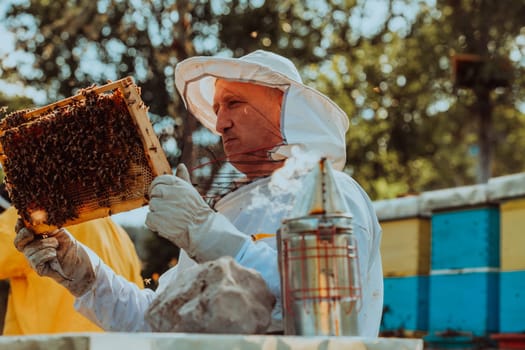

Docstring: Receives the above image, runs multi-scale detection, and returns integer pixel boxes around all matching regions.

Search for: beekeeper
[14,50,383,336]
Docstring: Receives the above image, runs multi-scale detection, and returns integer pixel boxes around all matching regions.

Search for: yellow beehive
[500,198,525,271]
[380,217,431,277]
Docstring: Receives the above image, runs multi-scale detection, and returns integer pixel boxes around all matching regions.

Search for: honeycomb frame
[0,76,172,233]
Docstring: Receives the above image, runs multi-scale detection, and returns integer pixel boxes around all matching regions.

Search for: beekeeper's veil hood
[174,50,349,170]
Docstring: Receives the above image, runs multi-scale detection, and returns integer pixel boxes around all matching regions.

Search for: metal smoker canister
[277,158,361,336]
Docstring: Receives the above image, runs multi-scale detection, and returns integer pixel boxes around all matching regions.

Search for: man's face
[213,80,284,178]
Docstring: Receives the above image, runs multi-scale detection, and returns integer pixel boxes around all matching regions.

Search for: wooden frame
[0,76,172,233]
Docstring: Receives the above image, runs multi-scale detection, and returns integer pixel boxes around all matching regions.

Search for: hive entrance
[0,77,171,232]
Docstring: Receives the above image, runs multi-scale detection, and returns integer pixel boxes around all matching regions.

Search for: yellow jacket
[0,206,144,335]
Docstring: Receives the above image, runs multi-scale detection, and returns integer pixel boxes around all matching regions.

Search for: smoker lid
[287,158,352,220]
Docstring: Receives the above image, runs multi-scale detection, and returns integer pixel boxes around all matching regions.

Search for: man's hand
[14,221,96,297]
[146,164,249,262]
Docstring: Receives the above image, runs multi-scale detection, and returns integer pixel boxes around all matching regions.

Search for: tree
[2,0,525,202]
[441,0,525,183]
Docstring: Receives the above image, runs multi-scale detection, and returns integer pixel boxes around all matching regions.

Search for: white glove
[146,164,250,263]
[14,220,96,297]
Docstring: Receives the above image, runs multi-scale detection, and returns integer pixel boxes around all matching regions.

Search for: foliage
[140,230,180,290]
[0,93,33,114]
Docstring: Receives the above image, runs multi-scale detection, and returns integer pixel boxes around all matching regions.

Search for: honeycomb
[0,77,171,233]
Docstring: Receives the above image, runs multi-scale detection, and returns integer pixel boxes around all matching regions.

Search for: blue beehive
[499,270,525,333]
[428,272,499,335]
[431,206,500,270]
[381,276,429,334]
[487,174,525,335]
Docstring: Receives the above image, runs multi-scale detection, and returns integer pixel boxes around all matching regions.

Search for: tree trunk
[476,87,493,183]
[174,0,197,172]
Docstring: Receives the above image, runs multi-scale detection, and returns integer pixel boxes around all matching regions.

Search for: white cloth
[75,173,383,336]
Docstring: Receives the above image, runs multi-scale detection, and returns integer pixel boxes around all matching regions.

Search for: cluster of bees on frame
[0,88,145,227]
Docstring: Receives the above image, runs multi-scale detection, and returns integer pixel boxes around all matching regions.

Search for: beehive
[499,270,525,333]
[380,218,431,277]
[428,271,498,336]
[374,196,431,277]
[497,198,525,333]
[499,198,525,271]
[0,77,172,233]
[382,275,429,335]
[431,206,500,270]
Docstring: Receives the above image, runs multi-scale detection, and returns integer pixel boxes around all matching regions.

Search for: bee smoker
[277,158,361,336]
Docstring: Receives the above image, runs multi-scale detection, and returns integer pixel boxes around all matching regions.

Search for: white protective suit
[75,50,383,336]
